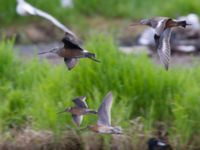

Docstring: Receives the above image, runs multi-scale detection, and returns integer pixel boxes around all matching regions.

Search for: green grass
[1,35,200,147]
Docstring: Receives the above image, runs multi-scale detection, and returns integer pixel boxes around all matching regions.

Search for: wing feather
[97,92,113,126]
[64,58,79,70]
[156,28,172,70]
[72,115,83,126]
[72,96,88,108]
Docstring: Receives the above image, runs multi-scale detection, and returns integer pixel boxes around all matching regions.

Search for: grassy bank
[1,36,200,149]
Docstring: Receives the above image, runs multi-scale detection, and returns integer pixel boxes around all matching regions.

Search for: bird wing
[64,58,79,70]
[62,35,82,50]
[31,5,76,36]
[16,0,37,16]
[154,18,168,36]
[72,115,83,126]
[72,96,88,108]
[155,28,172,70]
[97,92,113,126]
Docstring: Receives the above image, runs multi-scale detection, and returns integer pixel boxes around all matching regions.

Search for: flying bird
[16,0,76,37]
[38,33,100,70]
[58,96,97,126]
[87,92,122,134]
[131,17,190,70]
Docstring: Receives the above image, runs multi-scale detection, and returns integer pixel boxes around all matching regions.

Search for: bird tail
[86,109,98,114]
[84,52,100,63]
[178,20,191,28]
[89,110,98,114]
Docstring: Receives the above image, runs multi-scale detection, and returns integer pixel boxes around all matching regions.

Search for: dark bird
[38,33,100,70]
[147,124,173,150]
[131,17,190,70]
[87,92,122,134]
[148,138,173,150]
[58,96,97,126]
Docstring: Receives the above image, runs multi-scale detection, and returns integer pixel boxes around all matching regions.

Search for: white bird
[61,0,73,8]
[16,0,76,37]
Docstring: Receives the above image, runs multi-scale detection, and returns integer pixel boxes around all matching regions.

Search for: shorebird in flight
[38,33,100,70]
[16,0,76,37]
[131,17,190,70]
[87,92,122,134]
[58,96,97,126]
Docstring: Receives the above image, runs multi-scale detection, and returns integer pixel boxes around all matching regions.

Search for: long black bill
[38,48,57,55]
[89,57,101,63]
[178,21,192,28]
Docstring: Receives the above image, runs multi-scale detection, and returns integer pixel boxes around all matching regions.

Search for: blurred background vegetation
[1,0,200,25]
[1,0,200,40]
[1,0,200,149]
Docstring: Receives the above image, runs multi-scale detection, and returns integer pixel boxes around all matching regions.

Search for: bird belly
[70,108,86,115]
[59,49,83,58]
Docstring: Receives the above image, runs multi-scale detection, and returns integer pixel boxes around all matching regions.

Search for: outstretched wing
[62,33,82,50]
[97,92,113,126]
[17,1,77,39]
[72,96,88,108]
[64,58,79,70]
[72,115,83,126]
[154,18,169,36]
[155,28,172,70]
[34,7,76,36]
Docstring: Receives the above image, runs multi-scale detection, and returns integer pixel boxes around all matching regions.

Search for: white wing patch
[155,19,166,36]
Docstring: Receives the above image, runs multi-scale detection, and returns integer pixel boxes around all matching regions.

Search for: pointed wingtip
[103,91,113,104]
[107,91,113,97]
[164,64,169,71]
[79,96,87,101]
